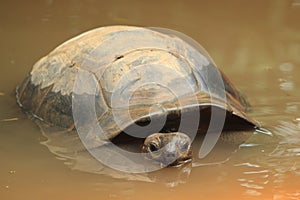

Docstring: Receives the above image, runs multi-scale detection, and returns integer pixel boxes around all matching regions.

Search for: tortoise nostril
[166,152,176,158]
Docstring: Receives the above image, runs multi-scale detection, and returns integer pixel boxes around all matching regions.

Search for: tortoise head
[142,132,192,167]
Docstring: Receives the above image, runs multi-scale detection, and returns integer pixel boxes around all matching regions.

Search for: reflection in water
[293,0,300,7]
[278,62,294,91]
[269,121,300,199]
[38,120,192,187]
[233,129,274,199]
[39,118,254,188]
[233,121,300,199]
[285,102,300,114]
[0,118,18,122]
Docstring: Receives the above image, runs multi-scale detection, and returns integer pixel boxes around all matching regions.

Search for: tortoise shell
[16,26,257,145]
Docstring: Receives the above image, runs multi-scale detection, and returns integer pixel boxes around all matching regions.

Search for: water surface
[1,0,300,199]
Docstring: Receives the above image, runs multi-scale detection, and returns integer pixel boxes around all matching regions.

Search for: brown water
[1,0,300,199]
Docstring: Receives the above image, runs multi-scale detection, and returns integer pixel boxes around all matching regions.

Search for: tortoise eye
[148,142,159,152]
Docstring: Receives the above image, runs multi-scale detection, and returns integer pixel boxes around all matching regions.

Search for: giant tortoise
[16,26,258,168]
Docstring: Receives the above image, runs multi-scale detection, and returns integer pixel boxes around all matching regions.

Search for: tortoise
[16,25,258,169]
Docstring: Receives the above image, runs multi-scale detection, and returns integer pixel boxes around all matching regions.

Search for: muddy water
[1,0,300,199]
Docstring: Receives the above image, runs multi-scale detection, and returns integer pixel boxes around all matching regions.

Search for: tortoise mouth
[168,156,192,167]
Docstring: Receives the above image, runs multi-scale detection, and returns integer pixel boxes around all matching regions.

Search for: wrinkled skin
[142,132,192,167]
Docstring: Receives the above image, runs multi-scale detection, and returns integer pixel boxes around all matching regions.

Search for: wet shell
[16,25,257,145]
